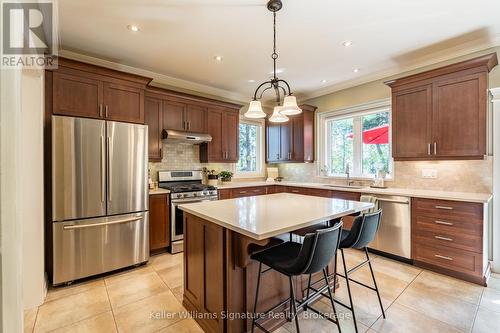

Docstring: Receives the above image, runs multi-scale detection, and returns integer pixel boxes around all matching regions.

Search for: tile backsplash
[278,157,493,193]
[148,142,233,181]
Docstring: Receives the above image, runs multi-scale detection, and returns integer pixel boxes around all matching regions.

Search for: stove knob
[176,194,182,199]
[183,194,188,198]
[201,192,207,196]
[193,193,198,197]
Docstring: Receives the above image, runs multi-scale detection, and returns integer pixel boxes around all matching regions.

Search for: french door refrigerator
[52,115,149,284]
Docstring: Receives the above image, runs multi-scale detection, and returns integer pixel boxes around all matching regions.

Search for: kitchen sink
[324,184,364,190]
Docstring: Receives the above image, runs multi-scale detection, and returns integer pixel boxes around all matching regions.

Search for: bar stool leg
[251,263,263,333]
[341,249,359,333]
[288,276,300,333]
[323,268,342,333]
[365,247,385,318]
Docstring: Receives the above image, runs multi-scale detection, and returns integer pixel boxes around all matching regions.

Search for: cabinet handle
[276,153,279,159]
[252,189,261,192]
[434,235,453,242]
[187,121,190,130]
[434,254,453,261]
[99,104,103,117]
[288,152,291,159]
[435,220,453,226]
[435,205,453,210]
[291,190,300,193]
[239,191,247,194]
[433,142,437,155]
[105,105,109,118]
[427,143,431,155]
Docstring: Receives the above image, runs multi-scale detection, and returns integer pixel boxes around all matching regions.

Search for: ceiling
[59,0,500,103]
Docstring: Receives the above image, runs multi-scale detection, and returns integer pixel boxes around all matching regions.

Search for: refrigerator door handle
[100,135,105,203]
[63,217,142,230]
[107,136,112,202]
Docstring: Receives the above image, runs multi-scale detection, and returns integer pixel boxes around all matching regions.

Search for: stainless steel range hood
[162,129,212,144]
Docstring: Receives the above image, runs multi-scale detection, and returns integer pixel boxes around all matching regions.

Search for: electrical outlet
[421,169,438,179]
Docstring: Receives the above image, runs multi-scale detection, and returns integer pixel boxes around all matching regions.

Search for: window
[319,101,392,179]
[236,119,264,177]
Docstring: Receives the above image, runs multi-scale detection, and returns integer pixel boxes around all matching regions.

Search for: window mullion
[353,117,362,176]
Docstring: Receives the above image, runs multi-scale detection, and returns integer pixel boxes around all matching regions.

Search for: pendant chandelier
[244,0,302,122]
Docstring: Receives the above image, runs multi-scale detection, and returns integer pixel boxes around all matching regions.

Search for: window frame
[234,116,265,179]
[317,98,393,180]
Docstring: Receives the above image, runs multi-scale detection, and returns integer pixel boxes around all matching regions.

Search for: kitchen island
[179,193,373,333]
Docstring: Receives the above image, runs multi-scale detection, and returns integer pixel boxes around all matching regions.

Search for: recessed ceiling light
[342,41,353,47]
[214,55,223,62]
[127,25,140,32]
[248,79,255,83]
[353,68,360,73]
[320,79,328,83]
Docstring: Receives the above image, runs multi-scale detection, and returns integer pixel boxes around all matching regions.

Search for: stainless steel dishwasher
[367,194,411,259]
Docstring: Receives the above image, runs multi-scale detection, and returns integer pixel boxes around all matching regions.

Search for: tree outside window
[237,121,263,176]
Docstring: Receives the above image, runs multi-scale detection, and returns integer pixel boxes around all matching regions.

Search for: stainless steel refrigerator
[51,115,149,285]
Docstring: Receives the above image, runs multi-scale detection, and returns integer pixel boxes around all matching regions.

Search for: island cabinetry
[386,53,497,160]
[149,194,170,252]
[412,197,486,284]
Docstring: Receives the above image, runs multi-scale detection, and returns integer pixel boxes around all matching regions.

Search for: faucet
[345,164,353,186]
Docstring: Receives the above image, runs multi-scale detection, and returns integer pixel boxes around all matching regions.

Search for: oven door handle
[172,199,218,205]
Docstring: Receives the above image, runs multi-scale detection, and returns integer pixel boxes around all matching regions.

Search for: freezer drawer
[52,212,149,284]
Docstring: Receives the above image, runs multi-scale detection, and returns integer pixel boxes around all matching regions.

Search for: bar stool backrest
[289,222,343,275]
[342,209,382,249]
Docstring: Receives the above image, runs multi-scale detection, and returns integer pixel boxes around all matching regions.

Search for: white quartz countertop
[179,193,373,240]
[217,181,492,203]
[149,188,171,195]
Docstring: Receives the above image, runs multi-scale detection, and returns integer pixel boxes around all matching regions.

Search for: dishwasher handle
[376,198,410,204]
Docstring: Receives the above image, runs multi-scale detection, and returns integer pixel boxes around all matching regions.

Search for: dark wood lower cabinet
[149,194,170,252]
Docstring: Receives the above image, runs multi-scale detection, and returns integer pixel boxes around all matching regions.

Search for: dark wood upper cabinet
[149,194,170,251]
[386,53,497,160]
[163,101,187,131]
[145,96,163,162]
[103,82,144,123]
[266,104,316,163]
[185,104,207,133]
[200,107,240,163]
[52,72,102,118]
[48,58,151,124]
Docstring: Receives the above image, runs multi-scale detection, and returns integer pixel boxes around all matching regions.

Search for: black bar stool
[334,209,385,333]
[250,222,344,333]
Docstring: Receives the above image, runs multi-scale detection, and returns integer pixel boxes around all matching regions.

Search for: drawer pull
[435,220,454,226]
[252,189,261,192]
[435,205,453,210]
[434,235,453,242]
[239,191,247,194]
[291,190,300,193]
[434,254,453,261]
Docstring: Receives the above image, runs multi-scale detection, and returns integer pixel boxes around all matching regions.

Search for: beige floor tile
[34,286,110,333]
[24,307,38,333]
[104,265,154,286]
[150,253,183,272]
[106,271,169,309]
[51,311,117,333]
[171,285,184,304]
[46,279,105,302]
[370,256,421,284]
[479,287,500,313]
[411,270,483,304]
[472,306,500,333]
[371,302,462,333]
[156,318,203,333]
[487,275,500,292]
[113,290,185,333]
[157,264,184,289]
[396,281,477,331]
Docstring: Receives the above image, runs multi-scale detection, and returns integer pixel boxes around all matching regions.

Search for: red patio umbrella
[346,124,389,144]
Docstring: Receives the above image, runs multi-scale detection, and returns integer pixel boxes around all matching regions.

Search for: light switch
[421,169,438,179]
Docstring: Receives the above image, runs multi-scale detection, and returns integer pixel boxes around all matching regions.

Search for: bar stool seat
[250,242,302,275]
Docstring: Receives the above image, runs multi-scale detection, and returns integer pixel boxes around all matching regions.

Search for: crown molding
[58,49,249,104]
[301,36,500,102]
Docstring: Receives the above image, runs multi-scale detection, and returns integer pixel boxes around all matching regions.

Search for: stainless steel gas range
[158,170,218,253]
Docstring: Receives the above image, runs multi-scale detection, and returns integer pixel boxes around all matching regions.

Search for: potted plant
[218,170,234,183]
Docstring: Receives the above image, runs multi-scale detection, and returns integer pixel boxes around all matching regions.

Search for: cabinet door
[291,115,304,162]
[266,121,281,162]
[185,104,207,133]
[149,194,170,251]
[53,72,103,119]
[303,110,315,162]
[224,111,239,162]
[103,82,144,123]
[206,108,224,161]
[145,97,163,162]
[432,73,486,158]
[392,85,433,159]
[163,101,186,131]
[280,122,292,161]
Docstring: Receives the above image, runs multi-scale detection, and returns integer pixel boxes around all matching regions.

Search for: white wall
[491,87,500,273]
[20,69,46,309]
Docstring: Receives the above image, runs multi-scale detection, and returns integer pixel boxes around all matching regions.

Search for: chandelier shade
[244,100,267,118]
[268,106,289,123]
[280,95,302,115]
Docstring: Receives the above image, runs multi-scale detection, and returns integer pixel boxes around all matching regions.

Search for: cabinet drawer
[413,243,483,277]
[413,198,483,221]
[306,188,333,198]
[286,187,309,195]
[414,228,482,253]
[331,191,361,201]
[231,187,267,198]
[414,215,482,236]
